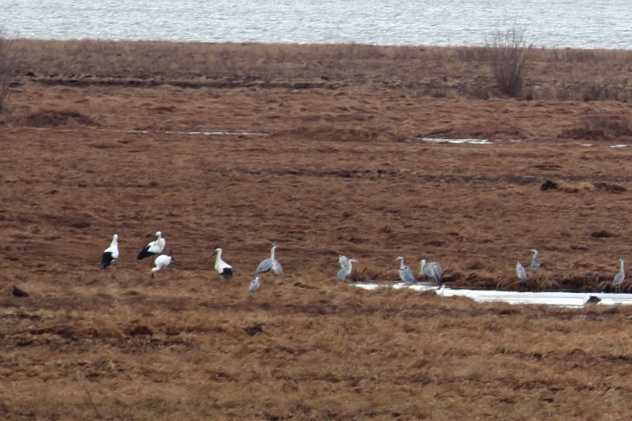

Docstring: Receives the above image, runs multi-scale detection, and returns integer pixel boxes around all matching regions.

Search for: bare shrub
[0,27,17,112]
[487,26,534,97]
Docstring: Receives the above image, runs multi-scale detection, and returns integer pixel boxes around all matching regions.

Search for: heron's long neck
[216,250,222,264]
[420,260,426,271]
[400,258,406,269]
[621,260,625,272]
[270,247,276,261]
[533,250,538,258]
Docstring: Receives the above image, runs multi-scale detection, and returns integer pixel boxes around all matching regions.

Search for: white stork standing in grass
[212,248,234,278]
[137,231,166,262]
[101,234,119,269]
[151,251,174,278]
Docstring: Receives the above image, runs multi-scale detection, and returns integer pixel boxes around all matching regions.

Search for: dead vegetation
[6,39,632,103]
[2,40,632,419]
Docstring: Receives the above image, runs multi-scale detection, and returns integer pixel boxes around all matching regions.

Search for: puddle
[31,127,269,137]
[422,137,493,145]
[354,282,632,308]
[127,129,268,136]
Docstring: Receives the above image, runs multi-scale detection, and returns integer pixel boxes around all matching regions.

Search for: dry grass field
[2,40,632,420]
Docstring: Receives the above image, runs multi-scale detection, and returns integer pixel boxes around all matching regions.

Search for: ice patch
[354,282,632,308]
[422,137,493,145]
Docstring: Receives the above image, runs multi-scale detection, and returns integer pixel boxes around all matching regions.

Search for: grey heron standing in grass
[516,262,528,286]
[338,254,350,269]
[397,256,417,284]
[336,258,357,281]
[613,257,625,291]
[212,247,234,278]
[256,244,284,275]
[530,249,541,274]
[249,276,260,293]
[420,259,443,283]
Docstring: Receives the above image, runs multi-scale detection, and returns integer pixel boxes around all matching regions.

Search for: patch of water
[421,137,493,145]
[4,0,632,49]
[354,282,632,308]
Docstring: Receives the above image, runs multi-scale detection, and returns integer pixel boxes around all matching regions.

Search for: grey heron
[438,283,446,296]
[338,254,350,269]
[336,258,357,281]
[397,256,417,284]
[249,276,260,293]
[420,259,443,283]
[151,251,174,278]
[212,248,234,278]
[138,231,166,260]
[256,244,284,275]
[101,234,119,269]
[516,262,527,285]
[530,249,541,274]
[613,257,625,290]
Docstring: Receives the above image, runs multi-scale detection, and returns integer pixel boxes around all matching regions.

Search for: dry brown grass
[8,39,632,102]
[3,40,632,419]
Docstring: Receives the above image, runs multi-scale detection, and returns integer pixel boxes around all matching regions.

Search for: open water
[3,0,632,49]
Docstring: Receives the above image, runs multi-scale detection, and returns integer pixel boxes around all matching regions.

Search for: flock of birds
[515,249,541,286]
[100,231,284,293]
[515,250,626,290]
[101,233,628,292]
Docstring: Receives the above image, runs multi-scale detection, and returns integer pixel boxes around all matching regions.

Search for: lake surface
[3,0,632,49]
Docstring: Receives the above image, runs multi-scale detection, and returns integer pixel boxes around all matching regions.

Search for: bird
[256,244,283,275]
[338,254,350,269]
[137,231,166,261]
[516,262,528,285]
[397,256,417,284]
[530,249,541,274]
[212,248,234,278]
[101,234,119,269]
[151,251,174,278]
[438,283,446,296]
[419,259,443,283]
[249,276,260,293]
[613,257,625,291]
[337,258,357,281]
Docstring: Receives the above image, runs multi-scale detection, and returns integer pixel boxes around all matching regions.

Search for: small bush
[0,27,16,113]
[487,26,534,98]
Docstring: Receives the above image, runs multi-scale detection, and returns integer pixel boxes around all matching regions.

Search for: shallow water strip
[354,283,632,308]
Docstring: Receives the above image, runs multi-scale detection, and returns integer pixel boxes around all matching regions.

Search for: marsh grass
[8,39,632,103]
[3,40,632,420]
